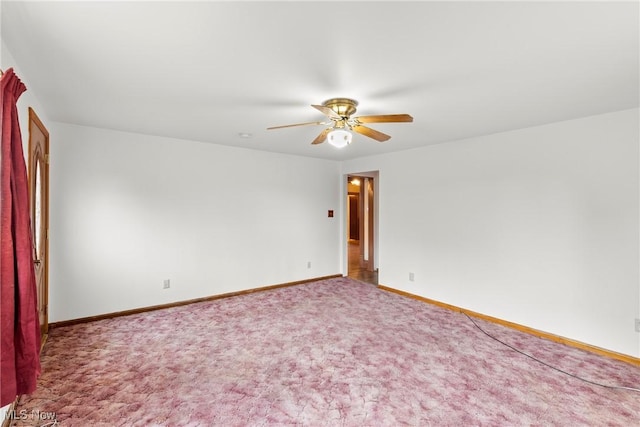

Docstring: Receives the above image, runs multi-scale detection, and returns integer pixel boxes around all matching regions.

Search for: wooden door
[28,108,49,338]
[366,178,375,272]
[358,177,375,272]
[348,194,359,240]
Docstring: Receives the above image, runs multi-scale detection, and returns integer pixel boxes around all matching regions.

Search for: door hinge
[44,154,50,164]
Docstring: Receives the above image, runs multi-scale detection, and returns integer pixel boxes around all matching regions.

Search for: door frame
[28,107,50,338]
[343,171,378,276]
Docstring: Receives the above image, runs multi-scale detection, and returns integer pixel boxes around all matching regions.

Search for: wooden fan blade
[267,121,326,130]
[312,128,331,145]
[352,125,391,142]
[354,114,413,124]
[311,104,341,119]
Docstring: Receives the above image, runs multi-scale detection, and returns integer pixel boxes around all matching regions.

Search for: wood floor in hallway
[347,240,378,285]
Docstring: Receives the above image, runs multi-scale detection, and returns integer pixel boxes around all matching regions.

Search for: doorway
[28,108,49,340]
[347,174,378,285]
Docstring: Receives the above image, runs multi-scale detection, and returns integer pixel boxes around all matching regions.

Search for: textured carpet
[11,277,640,426]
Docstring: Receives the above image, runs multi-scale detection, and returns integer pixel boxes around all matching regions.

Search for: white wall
[343,109,640,358]
[1,41,51,158]
[49,123,341,321]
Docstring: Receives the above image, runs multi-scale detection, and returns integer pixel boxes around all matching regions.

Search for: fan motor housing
[323,98,358,117]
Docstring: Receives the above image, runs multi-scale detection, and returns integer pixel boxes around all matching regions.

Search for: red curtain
[0,68,41,407]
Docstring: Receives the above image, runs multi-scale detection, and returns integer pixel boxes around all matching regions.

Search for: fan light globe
[327,130,352,148]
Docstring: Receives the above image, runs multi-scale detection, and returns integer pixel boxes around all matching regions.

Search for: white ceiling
[2,1,638,161]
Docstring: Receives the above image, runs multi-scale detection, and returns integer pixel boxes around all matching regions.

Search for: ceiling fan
[267,98,413,147]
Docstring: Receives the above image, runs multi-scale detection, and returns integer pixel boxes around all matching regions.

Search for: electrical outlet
[307,261,311,269]
[163,279,170,289]
[635,318,640,333]
[409,272,415,282]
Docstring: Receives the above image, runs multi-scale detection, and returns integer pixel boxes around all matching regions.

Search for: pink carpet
[11,277,640,426]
